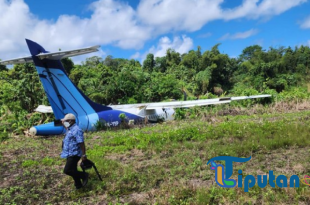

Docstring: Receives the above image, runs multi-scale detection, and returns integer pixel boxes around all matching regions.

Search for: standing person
[61,113,89,190]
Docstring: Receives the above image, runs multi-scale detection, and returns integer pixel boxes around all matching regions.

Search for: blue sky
[0,0,310,63]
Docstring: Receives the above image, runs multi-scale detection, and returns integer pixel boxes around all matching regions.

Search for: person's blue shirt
[61,124,84,158]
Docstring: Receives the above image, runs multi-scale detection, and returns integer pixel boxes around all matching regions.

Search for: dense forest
[1,44,310,139]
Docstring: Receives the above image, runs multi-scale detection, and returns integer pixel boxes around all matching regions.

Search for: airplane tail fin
[25,39,111,131]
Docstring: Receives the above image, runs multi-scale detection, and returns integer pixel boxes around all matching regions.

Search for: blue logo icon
[207,156,251,188]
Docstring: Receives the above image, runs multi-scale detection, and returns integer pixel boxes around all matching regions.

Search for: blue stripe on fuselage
[36,68,64,119]
[36,66,99,131]
[97,110,143,126]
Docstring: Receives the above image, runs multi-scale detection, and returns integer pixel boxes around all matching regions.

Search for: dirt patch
[105,148,148,164]
[119,192,150,204]
[187,178,215,189]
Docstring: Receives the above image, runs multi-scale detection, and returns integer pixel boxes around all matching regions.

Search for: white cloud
[301,15,310,29]
[85,0,152,49]
[130,52,141,60]
[223,0,307,20]
[0,0,151,61]
[148,35,193,58]
[137,0,306,33]
[255,0,307,17]
[0,0,307,62]
[136,35,193,62]
[71,48,106,65]
[137,0,223,33]
[219,29,259,40]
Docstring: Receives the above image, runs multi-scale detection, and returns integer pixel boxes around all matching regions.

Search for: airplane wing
[36,45,100,60]
[0,56,33,65]
[109,94,271,110]
[141,94,270,110]
[0,45,100,65]
[34,94,271,113]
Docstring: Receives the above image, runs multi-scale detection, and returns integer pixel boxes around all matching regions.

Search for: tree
[154,56,167,72]
[143,72,181,102]
[181,50,200,70]
[142,53,155,72]
[85,56,103,68]
[195,68,211,94]
[239,45,263,61]
[1,63,47,112]
[281,47,296,73]
[61,58,74,75]
[0,60,7,71]
[166,49,181,66]
[198,44,234,92]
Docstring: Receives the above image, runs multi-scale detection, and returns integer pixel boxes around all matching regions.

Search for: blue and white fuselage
[0,39,271,136]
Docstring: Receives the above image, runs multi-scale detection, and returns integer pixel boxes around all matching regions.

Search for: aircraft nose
[29,127,37,135]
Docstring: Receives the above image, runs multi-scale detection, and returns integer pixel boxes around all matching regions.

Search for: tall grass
[1,110,310,204]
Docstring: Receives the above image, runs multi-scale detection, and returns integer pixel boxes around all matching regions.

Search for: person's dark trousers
[63,156,85,188]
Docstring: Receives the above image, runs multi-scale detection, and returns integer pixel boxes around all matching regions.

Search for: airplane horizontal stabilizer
[36,45,100,60]
[34,105,54,113]
[0,56,33,65]
[0,45,100,65]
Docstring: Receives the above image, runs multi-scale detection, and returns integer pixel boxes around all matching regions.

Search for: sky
[0,0,310,64]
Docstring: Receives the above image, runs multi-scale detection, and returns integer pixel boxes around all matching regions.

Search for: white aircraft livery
[0,39,271,136]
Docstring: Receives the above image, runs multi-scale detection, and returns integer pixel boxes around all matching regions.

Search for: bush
[0,132,8,142]
[175,108,186,120]
[94,119,108,131]
[277,87,310,101]
[119,113,127,122]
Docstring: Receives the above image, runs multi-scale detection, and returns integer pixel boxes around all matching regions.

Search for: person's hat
[62,113,76,121]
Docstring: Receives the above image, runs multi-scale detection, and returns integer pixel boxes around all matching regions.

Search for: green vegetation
[1,108,310,204]
[1,44,310,203]
[1,44,310,136]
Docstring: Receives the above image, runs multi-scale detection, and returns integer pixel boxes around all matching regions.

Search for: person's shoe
[75,185,83,190]
[82,173,89,187]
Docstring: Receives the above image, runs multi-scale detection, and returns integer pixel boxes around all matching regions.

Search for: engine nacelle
[29,122,66,136]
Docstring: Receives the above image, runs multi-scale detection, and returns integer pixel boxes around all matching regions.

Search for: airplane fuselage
[1,39,271,136]
[29,107,175,136]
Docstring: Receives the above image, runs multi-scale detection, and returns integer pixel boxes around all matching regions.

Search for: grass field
[2,103,310,204]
